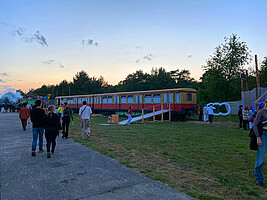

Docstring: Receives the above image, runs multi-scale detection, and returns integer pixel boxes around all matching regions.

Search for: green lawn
[69,115,267,200]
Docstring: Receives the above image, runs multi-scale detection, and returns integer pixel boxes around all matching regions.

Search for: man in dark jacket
[238,105,243,129]
[30,100,45,156]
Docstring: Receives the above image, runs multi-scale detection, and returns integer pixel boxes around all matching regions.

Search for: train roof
[55,88,196,99]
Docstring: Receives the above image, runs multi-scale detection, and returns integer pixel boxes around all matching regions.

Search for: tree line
[32,34,267,104]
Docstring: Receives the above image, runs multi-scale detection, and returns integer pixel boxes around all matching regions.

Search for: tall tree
[260,57,267,87]
[118,70,151,91]
[201,34,251,102]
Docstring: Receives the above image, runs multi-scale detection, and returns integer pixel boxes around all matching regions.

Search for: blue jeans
[255,131,267,183]
[127,114,132,124]
[32,127,44,152]
[20,119,27,131]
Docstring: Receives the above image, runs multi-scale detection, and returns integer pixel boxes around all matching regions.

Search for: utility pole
[245,70,249,91]
[255,55,260,98]
[240,73,245,92]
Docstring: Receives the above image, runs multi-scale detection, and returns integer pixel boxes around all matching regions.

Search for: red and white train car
[55,88,197,119]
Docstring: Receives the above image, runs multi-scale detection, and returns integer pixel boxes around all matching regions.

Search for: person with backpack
[43,105,61,158]
[79,101,92,139]
[253,101,267,187]
[62,102,73,139]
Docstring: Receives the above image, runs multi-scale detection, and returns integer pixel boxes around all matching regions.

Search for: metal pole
[153,106,155,122]
[161,104,163,122]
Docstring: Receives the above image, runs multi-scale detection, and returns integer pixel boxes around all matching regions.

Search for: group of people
[238,105,262,130]
[18,100,92,158]
[0,102,19,113]
[198,104,216,124]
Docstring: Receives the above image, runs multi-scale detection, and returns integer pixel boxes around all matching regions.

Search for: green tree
[201,34,251,102]
[118,70,151,91]
[260,57,267,87]
[170,69,196,88]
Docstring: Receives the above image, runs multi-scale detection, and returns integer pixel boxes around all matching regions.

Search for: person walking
[198,106,203,121]
[203,105,208,122]
[19,103,30,131]
[43,105,61,158]
[62,102,73,139]
[207,104,216,124]
[253,101,267,187]
[79,101,92,139]
[127,106,132,125]
[242,107,249,131]
[30,100,45,156]
[249,107,254,129]
[238,105,243,129]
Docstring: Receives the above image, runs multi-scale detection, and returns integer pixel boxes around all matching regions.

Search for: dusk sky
[0,0,266,97]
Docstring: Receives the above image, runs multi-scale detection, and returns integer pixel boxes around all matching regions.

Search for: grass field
[69,115,267,200]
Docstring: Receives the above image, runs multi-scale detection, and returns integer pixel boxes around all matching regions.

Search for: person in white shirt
[203,105,208,122]
[79,101,92,139]
[207,104,216,124]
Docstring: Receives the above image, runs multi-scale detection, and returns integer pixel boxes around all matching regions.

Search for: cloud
[18,80,23,82]
[11,28,25,36]
[82,39,99,47]
[2,22,48,46]
[41,60,64,69]
[42,60,55,65]
[0,79,5,83]
[136,54,153,63]
[22,31,48,46]
[58,64,64,68]
[143,54,153,61]
[0,73,8,77]
[188,55,192,58]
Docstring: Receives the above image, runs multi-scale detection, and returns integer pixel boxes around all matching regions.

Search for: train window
[176,93,180,103]
[169,94,173,103]
[163,94,167,103]
[145,95,152,103]
[139,95,142,103]
[103,97,107,104]
[135,95,138,103]
[187,94,192,101]
[108,97,112,104]
[127,96,133,103]
[153,94,161,103]
[91,98,93,104]
[121,96,126,104]
[114,96,116,104]
[99,97,101,104]
[117,96,119,104]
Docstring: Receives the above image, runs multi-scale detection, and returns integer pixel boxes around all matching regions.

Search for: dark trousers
[199,113,203,121]
[45,128,58,153]
[20,119,27,131]
[243,120,248,130]
[62,117,70,138]
[239,118,243,128]
[209,115,214,124]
